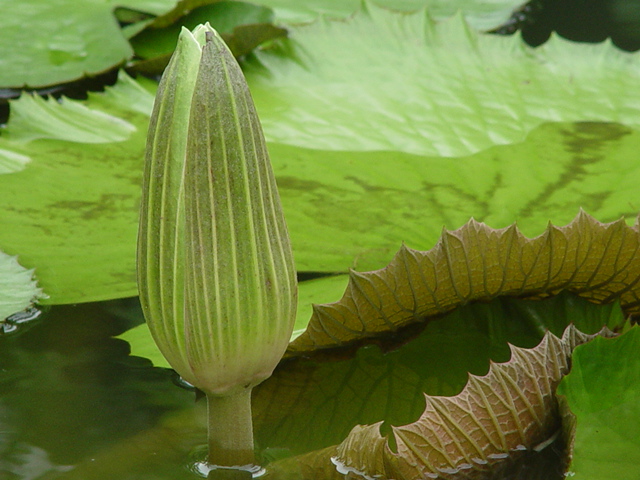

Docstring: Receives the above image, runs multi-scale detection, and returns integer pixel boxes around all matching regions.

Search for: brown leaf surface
[288,211,640,355]
[329,325,609,480]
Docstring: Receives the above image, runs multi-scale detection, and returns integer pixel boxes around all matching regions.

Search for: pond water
[0,295,585,480]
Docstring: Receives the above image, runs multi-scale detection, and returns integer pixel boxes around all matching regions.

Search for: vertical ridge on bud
[138,28,202,379]
[183,30,296,395]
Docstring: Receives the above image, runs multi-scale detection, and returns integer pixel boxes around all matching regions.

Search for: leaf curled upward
[331,325,611,480]
[288,211,640,354]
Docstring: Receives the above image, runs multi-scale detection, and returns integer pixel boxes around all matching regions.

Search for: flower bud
[138,23,297,397]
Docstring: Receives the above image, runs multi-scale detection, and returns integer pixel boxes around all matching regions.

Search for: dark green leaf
[557,326,640,479]
[0,0,133,88]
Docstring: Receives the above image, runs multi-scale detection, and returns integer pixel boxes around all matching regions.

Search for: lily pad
[252,293,622,458]
[4,94,136,144]
[142,0,227,28]
[0,250,44,321]
[331,326,605,479]
[271,122,640,275]
[2,6,640,306]
[114,0,180,17]
[0,0,133,88]
[129,1,287,75]
[253,0,523,28]
[0,72,153,303]
[130,1,280,59]
[0,149,30,174]
[245,2,640,157]
[557,326,640,479]
[262,324,613,479]
[2,119,640,305]
[290,212,640,354]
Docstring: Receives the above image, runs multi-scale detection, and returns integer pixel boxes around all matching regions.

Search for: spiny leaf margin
[288,211,639,354]
[331,325,611,480]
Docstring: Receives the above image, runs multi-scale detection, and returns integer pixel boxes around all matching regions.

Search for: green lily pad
[2,6,640,306]
[119,320,170,369]
[129,1,287,75]
[0,250,44,321]
[0,72,153,303]
[254,293,622,459]
[115,0,183,17]
[273,122,640,276]
[0,149,31,174]
[142,0,227,28]
[253,0,522,28]
[2,105,640,304]
[0,0,133,88]
[245,3,640,158]
[423,0,527,29]
[4,94,136,143]
[130,1,279,59]
[557,326,640,479]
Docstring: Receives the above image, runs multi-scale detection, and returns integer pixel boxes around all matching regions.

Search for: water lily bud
[138,23,297,397]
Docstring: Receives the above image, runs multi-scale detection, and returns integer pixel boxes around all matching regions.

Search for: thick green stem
[206,388,255,468]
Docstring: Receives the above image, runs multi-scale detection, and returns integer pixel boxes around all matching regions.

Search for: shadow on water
[0,294,592,479]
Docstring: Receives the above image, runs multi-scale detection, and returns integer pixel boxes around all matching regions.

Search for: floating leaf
[289,212,640,354]
[0,250,44,321]
[245,2,640,157]
[251,294,622,461]
[0,0,133,88]
[272,122,640,274]
[129,1,287,75]
[3,3,640,306]
[131,1,281,59]
[115,0,183,17]
[331,325,608,480]
[144,0,227,28]
[0,149,30,174]
[4,94,135,144]
[253,0,521,28]
[3,107,640,305]
[557,326,640,479]
[0,72,152,303]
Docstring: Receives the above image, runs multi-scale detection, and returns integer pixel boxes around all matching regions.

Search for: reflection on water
[0,295,599,479]
[0,300,197,479]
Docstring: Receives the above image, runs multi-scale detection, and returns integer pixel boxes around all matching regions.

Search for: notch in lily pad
[137,23,297,470]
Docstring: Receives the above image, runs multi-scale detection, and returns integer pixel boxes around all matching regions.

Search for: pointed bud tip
[189,22,223,46]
